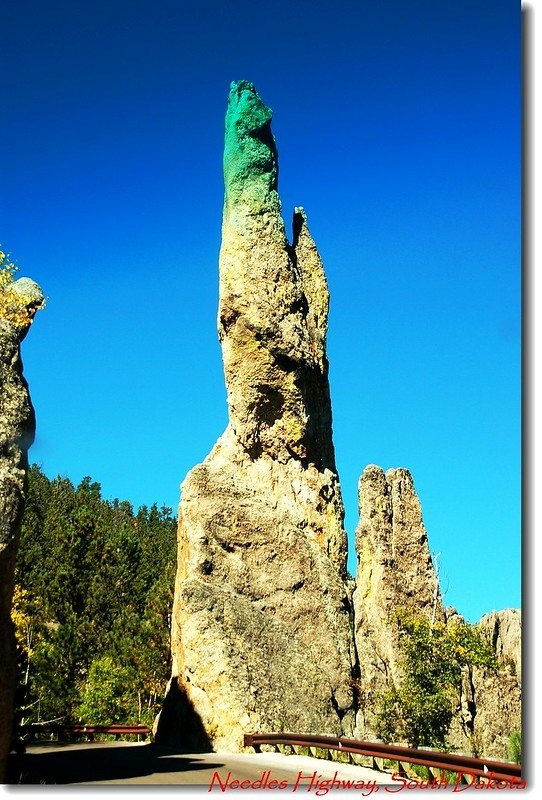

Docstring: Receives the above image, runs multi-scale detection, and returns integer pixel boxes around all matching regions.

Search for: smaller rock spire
[352,464,444,738]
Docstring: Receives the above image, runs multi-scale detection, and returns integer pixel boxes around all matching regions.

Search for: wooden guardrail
[243,732,523,785]
[19,723,150,742]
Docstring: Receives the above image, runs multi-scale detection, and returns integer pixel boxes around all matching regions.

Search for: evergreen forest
[12,465,177,728]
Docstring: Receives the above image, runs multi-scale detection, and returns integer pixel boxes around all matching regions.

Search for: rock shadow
[7,743,223,785]
[154,676,213,752]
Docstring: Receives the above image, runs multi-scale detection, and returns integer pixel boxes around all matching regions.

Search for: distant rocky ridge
[161,82,521,762]
[0,277,44,781]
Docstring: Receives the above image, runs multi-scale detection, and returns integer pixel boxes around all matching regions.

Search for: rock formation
[161,81,355,751]
[352,465,521,760]
[352,465,445,738]
[159,81,520,763]
[448,609,522,760]
[478,609,521,678]
[0,274,44,780]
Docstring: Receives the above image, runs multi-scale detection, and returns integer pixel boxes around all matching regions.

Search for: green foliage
[78,657,135,724]
[14,465,177,726]
[409,764,432,780]
[508,730,521,764]
[375,608,496,749]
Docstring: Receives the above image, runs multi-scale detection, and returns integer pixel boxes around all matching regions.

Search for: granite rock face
[448,609,522,760]
[352,465,445,738]
[162,82,355,751]
[0,277,44,780]
[478,609,521,679]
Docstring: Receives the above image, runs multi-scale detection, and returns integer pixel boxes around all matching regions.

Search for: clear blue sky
[2,0,520,623]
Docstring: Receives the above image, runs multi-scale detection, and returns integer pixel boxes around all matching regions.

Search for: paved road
[10,742,397,787]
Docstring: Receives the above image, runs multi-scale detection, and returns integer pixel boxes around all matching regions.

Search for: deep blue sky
[2,0,520,622]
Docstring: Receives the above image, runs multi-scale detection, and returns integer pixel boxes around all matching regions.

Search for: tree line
[12,465,177,728]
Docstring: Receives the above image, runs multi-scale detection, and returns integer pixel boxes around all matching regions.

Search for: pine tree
[13,465,177,727]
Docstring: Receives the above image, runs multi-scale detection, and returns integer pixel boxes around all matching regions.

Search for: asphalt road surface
[9,742,397,788]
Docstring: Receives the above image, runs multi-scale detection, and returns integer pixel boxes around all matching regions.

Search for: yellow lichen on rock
[0,250,45,333]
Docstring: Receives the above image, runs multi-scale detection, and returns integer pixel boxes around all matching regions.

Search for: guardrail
[19,723,150,742]
[243,732,522,784]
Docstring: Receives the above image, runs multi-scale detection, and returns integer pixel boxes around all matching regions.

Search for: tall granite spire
[160,81,355,750]
[219,81,337,484]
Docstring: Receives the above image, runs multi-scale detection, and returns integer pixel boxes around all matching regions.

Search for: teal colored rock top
[223,81,279,211]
